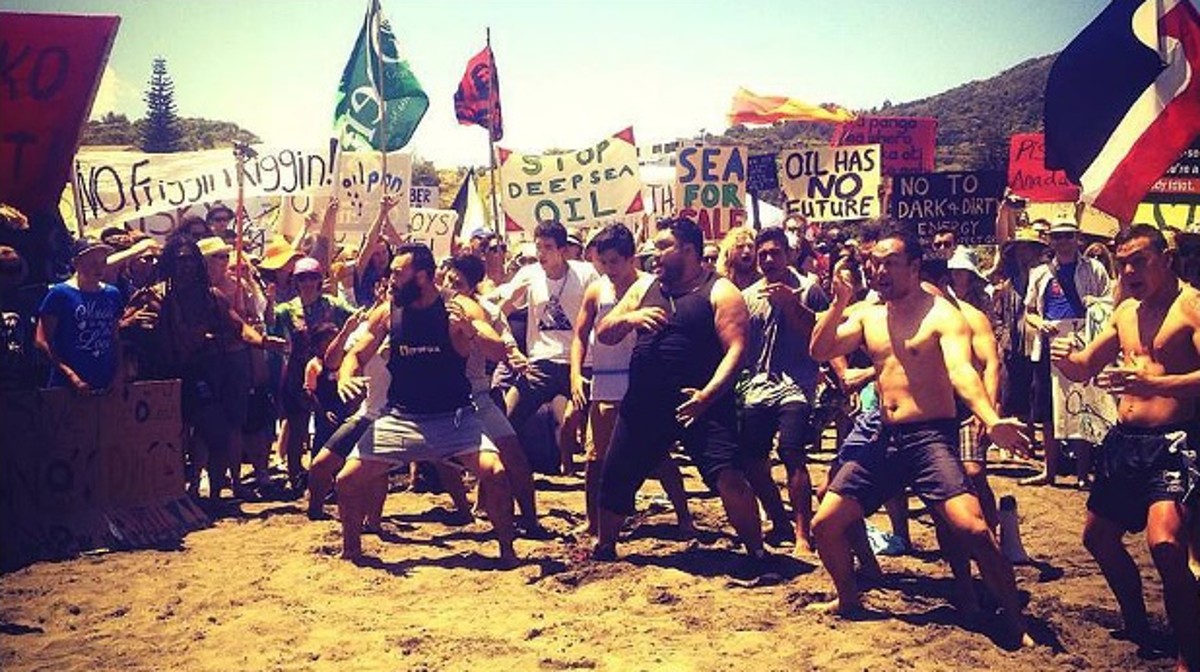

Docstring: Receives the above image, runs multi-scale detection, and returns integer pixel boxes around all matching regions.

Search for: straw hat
[197,236,232,258]
[258,235,302,271]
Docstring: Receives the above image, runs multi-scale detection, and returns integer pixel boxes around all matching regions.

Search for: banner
[405,207,458,259]
[675,145,748,239]
[497,127,644,235]
[833,116,937,174]
[0,13,120,215]
[73,142,411,235]
[891,171,1004,246]
[778,144,881,222]
[1148,139,1200,202]
[0,381,207,571]
[1008,133,1080,202]
[746,154,779,192]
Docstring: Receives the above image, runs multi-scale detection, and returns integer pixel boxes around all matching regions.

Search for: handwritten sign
[747,153,779,192]
[1008,133,1080,202]
[0,13,120,215]
[410,185,439,209]
[891,171,1004,246]
[833,116,936,174]
[1048,300,1117,444]
[675,145,748,239]
[405,208,458,259]
[73,142,411,234]
[779,144,881,222]
[497,127,644,234]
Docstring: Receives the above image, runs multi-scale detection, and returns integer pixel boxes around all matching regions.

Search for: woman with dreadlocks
[156,236,285,508]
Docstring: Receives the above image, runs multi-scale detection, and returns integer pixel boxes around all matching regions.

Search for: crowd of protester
[2,198,1197,667]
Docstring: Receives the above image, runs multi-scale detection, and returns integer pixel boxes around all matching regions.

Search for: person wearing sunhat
[1022,218,1112,488]
[34,238,125,392]
[258,235,304,305]
[946,246,993,315]
[274,256,356,493]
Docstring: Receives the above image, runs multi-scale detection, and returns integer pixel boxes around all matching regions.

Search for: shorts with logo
[1088,424,1197,533]
[738,376,815,467]
[351,404,498,466]
[828,416,973,515]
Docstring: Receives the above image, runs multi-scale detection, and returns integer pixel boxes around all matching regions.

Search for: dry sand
[0,450,1185,671]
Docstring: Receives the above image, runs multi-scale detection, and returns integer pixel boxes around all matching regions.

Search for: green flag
[334,0,428,151]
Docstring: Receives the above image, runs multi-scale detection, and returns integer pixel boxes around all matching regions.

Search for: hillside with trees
[80,113,261,151]
[711,53,1056,171]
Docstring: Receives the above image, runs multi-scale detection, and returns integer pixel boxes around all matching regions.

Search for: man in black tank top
[332,243,517,567]
[593,217,766,563]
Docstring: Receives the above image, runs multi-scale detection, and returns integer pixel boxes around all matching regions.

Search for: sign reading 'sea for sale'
[779,144,881,222]
[497,127,644,235]
[674,145,748,239]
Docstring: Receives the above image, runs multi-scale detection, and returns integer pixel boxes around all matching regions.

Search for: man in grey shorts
[335,243,517,567]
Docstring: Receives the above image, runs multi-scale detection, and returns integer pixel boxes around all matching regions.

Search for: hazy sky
[3,0,1115,167]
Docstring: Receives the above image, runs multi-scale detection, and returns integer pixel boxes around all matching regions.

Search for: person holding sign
[1049,225,1199,670]
[809,227,1031,646]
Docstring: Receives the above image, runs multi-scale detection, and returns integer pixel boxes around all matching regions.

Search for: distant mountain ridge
[717,53,1057,171]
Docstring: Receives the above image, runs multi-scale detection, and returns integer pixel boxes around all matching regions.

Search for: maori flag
[1044,0,1200,221]
[333,0,428,151]
[454,45,503,141]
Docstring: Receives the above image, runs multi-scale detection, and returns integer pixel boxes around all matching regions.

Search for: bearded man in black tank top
[333,243,517,567]
[593,217,766,563]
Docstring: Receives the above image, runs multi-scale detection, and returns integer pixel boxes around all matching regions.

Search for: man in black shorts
[1051,225,1199,670]
[593,217,764,562]
[809,227,1032,645]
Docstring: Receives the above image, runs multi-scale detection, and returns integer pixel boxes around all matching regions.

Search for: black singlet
[387,297,470,414]
[627,272,723,404]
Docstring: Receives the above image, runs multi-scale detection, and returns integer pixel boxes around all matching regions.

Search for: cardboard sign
[497,127,644,234]
[675,145,748,239]
[1048,302,1117,444]
[0,381,206,570]
[410,185,440,209]
[891,171,1004,245]
[778,144,881,222]
[833,116,937,174]
[1148,139,1200,201]
[1008,133,1080,202]
[0,13,120,215]
[405,208,458,259]
[747,153,779,192]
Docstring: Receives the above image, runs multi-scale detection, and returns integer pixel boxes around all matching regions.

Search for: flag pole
[486,28,503,238]
[373,0,389,205]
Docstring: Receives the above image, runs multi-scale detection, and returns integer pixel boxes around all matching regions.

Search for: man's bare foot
[339,546,361,561]
[792,537,816,559]
[806,596,862,616]
[497,548,520,570]
[591,543,618,562]
[1019,472,1055,487]
[856,565,885,587]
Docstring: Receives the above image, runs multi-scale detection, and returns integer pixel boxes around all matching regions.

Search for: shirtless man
[1050,225,1199,670]
[809,227,1031,644]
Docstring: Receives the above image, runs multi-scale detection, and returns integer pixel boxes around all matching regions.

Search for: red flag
[454,46,503,141]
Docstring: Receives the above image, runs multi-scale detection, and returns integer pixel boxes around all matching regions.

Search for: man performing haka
[334,243,517,567]
[808,227,1032,645]
[592,217,764,562]
[1051,224,1198,671]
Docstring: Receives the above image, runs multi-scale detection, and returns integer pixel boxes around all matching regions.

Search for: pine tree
[140,57,182,153]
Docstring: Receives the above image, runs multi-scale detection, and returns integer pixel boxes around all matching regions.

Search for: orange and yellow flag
[728,87,856,125]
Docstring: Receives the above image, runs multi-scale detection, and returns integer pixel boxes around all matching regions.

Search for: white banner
[778,144,881,222]
[73,142,411,236]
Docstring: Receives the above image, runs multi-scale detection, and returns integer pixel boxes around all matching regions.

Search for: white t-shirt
[511,260,597,365]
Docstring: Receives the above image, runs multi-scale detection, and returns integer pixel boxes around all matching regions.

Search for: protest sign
[0,13,119,216]
[73,142,411,235]
[0,381,206,571]
[1136,200,1200,231]
[639,163,676,219]
[1048,301,1117,445]
[746,154,779,192]
[1008,133,1080,202]
[675,145,748,239]
[1148,139,1200,201]
[410,185,440,209]
[497,127,644,235]
[406,208,458,259]
[833,116,936,174]
[891,171,1004,245]
[778,144,881,222]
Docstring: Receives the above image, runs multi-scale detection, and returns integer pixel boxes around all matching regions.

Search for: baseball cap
[294,257,322,276]
[71,237,114,259]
